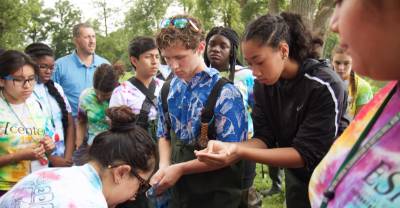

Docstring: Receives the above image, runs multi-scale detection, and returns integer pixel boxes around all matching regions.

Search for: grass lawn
[252,164,286,208]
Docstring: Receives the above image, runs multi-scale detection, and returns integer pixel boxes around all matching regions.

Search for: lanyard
[1,91,37,129]
[321,86,398,208]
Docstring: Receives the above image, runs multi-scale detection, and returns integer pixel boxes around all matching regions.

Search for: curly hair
[204,26,241,81]
[243,12,317,64]
[156,14,205,50]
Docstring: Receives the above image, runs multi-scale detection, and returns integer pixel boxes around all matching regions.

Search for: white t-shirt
[0,164,108,208]
[34,83,71,157]
[110,78,164,120]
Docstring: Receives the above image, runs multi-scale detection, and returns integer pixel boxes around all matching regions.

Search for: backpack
[160,77,232,148]
[128,77,157,130]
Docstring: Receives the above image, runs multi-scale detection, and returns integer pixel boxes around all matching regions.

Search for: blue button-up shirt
[157,67,248,144]
[53,51,109,117]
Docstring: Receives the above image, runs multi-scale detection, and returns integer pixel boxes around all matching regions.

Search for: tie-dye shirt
[348,75,373,118]
[157,67,248,143]
[309,82,400,208]
[0,95,52,191]
[78,88,109,145]
[0,164,107,207]
[34,82,72,157]
[110,78,164,121]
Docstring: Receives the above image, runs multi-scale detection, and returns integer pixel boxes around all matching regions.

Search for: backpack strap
[161,79,172,139]
[198,77,232,148]
[129,77,157,129]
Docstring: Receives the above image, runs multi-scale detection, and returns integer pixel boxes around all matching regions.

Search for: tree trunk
[287,0,317,28]
[268,0,280,15]
[312,0,334,39]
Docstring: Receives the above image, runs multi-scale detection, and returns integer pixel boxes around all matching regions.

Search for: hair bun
[106,106,138,131]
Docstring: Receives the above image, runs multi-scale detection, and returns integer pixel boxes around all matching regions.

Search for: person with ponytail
[331,46,373,119]
[0,106,157,207]
[25,43,75,167]
[196,12,349,208]
[0,50,55,196]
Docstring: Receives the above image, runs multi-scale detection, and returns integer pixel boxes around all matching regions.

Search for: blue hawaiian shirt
[157,67,248,144]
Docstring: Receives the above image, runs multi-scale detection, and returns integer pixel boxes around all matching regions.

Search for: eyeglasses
[160,18,199,32]
[108,164,151,195]
[38,64,55,72]
[3,75,36,87]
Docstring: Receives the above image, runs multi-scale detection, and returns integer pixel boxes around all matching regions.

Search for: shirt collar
[184,67,219,88]
[72,50,98,68]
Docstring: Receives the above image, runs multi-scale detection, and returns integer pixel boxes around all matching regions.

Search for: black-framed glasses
[3,75,36,87]
[160,18,199,32]
[108,164,151,195]
[38,64,55,72]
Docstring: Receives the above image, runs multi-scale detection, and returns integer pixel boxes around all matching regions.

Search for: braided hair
[244,12,318,64]
[204,26,241,81]
[25,43,69,139]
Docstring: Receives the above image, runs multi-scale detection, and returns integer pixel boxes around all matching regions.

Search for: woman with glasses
[25,43,75,167]
[0,50,55,196]
[0,106,157,207]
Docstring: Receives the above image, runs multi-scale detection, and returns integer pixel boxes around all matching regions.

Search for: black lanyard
[321,86,398,208]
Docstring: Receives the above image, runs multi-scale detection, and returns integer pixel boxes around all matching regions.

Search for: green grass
[253,164,286,208]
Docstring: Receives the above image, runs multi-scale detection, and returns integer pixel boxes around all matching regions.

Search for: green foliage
[124,0,172,37]
[0,0,37,49]
[253,164,285,208]
[96,28,130,65]
[241,0,268,26]
[49,0,82,58]
[322,31,339,59]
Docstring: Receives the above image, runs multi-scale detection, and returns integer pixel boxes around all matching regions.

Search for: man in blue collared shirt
[53,23,109,118]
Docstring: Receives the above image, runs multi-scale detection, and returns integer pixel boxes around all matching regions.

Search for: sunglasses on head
[160,18,199,32]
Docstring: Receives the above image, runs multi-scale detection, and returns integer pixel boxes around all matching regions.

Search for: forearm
[0,150,29,166]
[238,138,268,149]
[158,137,172,169]
[175,158,227,175]
[0,153,17,167]
[64,114,75,159]
[238,146,305,168]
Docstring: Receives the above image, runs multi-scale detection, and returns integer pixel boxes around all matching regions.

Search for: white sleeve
[54,83,72,113]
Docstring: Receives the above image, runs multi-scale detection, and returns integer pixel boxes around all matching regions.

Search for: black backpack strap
[198,77,232,148]
[129,77,157,129]
[161,79,172,139]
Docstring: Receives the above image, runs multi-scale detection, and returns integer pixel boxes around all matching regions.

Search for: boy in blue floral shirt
[150,15,248,208]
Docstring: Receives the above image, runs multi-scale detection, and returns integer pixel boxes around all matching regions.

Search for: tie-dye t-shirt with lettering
[309,82,400,208]
[157,67,248,144]
[0,95,52,190]
[0,164,107,207]
[78,88,109,145]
